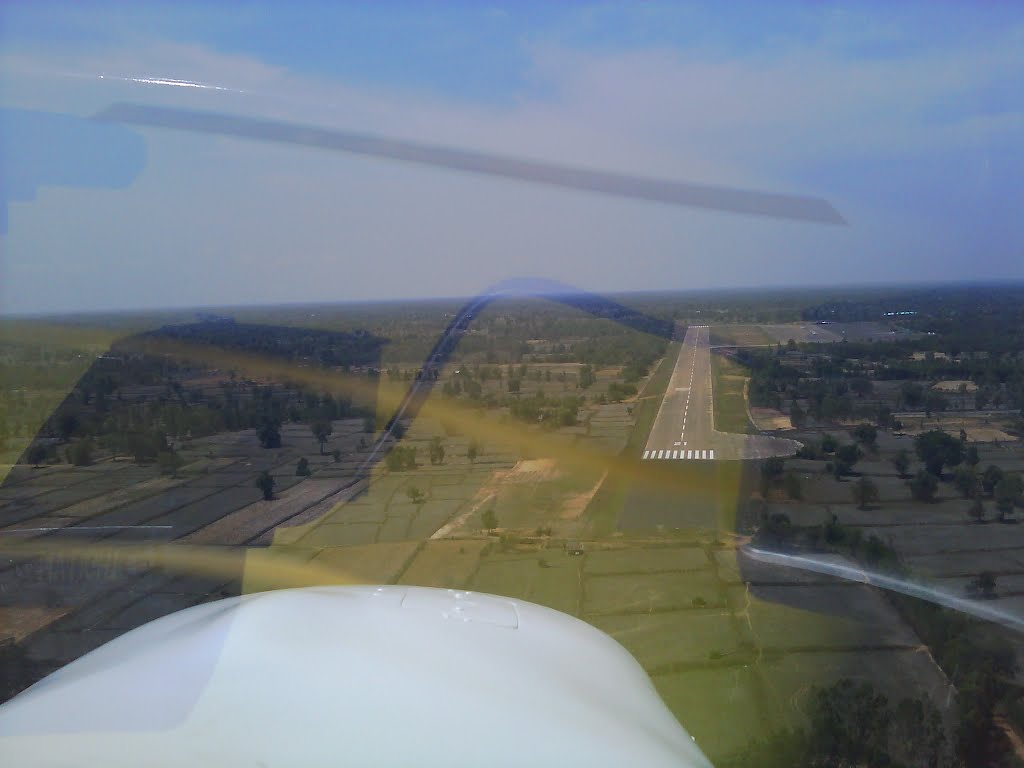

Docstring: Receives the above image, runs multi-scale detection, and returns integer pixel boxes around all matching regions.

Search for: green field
[399,539,491,587]
[708,324,773,347]
[583,343,680,536]
[583,546,710,575]
[711,353,754,435]
[583,571,725,615]
[470,550,582,615]
[308,541,421,583]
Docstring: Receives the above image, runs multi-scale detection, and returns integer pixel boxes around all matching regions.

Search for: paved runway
[642,326,800,462]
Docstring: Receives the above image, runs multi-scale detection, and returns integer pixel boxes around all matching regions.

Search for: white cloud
[1,24,1022,314]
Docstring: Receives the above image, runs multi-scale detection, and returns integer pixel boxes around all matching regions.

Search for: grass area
[708,324,773,347]
[583,546,710,575]
[654,666,774,759]
[583,571,725,615]
[470,551,582,615]
[591,610,745,669]
[711,352,754,435]
[308,541,422,584]
[582,343,680,537]
[399,539,490,588]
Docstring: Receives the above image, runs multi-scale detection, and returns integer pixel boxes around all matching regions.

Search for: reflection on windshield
[2,2,1024,766]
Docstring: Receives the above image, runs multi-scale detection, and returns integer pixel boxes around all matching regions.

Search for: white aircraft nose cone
[0,586,713,767]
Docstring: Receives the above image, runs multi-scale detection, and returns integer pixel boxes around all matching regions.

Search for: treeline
[724,678,947,768]
[31,381,363,466]
[740,340,1024,423]
[508,392,584,427]
[749,509,1020,766]
[20,321,383,465]
[126,320,387,368]
[444,298,670,367]
[802,284,1024,358]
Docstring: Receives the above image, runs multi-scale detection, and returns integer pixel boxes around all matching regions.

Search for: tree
[763,512,793,544]
[968,497,985,523]
[914,430,963,476]
[909,469,938,502]
[311,421,333,454]
[26,443,49,467]
[760,457,785,497]
[970,571,997,599]
[783,470,803,500]
[788,401,805,428]
[965,444,980,467]
[982,464,1004,495]
[577,364,595,389]
[761,456,785,482]
[56,411,80,442]
[257,420,281,449]
[852,476,880,510]
[890,449,910,479]
[953,467,980,499]
[467,439,480,464]
[807,679,891,767]
[296,457,311,476]
[876,404,894,429]
[833,443,862,477]
[820,433,839,454]
[995,477,1021,521]
[69,439,94,467]
[406,486,426,505]
[384,445,416,472]
[900,381,924,409]
[850,377,873,398]
[256,470,275,500]
[428,436,445,465]
[924,391,948,416]
[851,423,877,448]
[125,430,168,464]
[156,450,183,477]
[481,507,498,532]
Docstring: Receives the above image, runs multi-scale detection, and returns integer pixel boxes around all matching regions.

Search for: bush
[69,439,94,467]
[914,429,963,476]
[385,445,417,471]
[909,469,939,502]
[156,450,183,477]
[481,507,498,532]
[607,381,637,402]
[783,470,803,500]
[851,476,879,509]
[256,471,275,500]
[257,421,281,449]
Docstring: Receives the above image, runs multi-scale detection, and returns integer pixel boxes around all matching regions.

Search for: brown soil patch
[932,380,977,393]
[431,459,562,538]
[561,471,608,521]
[751,407,792,431]
[0,606,68,642]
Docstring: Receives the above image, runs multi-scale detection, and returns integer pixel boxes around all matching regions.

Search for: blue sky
[1,1,1022,314]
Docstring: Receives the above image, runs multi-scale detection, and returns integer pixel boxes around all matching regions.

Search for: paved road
[642,325,800,462]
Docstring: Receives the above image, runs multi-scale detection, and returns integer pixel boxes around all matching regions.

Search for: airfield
[642,325,800,462]
[2,316,1021,761]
